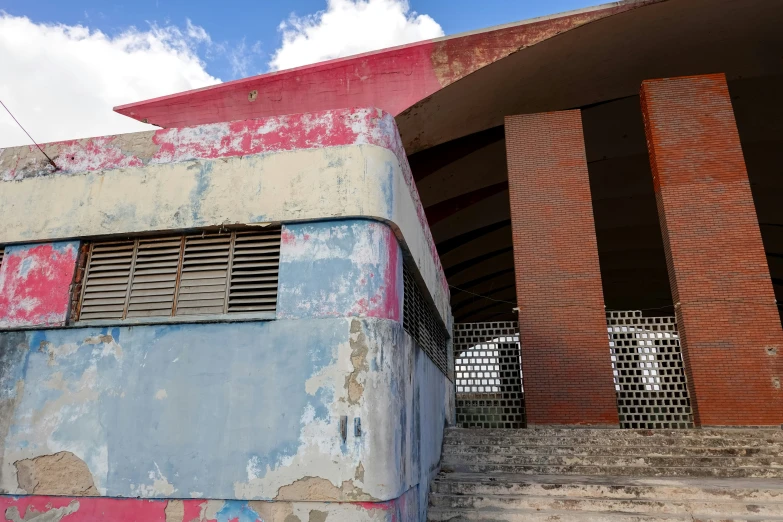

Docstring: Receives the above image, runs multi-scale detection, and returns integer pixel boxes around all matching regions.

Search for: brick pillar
[640,73,782,427]
[505,111,619,427]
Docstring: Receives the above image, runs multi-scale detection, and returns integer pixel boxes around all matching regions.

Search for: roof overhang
[113,0,661,136]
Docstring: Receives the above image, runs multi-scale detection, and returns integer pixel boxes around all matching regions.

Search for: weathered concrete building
[1,0,782,520]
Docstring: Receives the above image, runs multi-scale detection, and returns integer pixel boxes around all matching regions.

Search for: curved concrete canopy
[112,0,783,323]
[113,0,658,132]
[397,0,783,152]
[405,0,783,321]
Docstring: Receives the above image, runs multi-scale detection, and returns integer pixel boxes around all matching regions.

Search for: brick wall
[640,74,782,426]
[505,111,619,427]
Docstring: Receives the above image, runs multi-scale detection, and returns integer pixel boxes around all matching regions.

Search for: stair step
[441,463,783,478]
[442,453,783,469]
[431,428,783,520]
[444,444,781,457]
[429,492,783,517]
[445,428,783,439]
[426,507,783,521]
[431,473,783,503]
[444,434,783,449]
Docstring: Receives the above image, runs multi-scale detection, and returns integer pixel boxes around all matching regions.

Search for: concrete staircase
[427,427,783,521]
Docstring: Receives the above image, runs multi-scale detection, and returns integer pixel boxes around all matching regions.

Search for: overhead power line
[0,99,58,171]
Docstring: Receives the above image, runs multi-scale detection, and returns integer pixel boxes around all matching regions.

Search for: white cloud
[269,0,444,71]
[0,13,221,147]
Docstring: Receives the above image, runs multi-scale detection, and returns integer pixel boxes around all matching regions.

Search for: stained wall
[0,110,452,521]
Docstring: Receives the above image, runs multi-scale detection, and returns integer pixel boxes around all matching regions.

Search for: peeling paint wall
[278,221,402,321]
[0,317,448,512]
[0,487,422,521]
[0,108,452,521]
[0,109,448,325]
[0,243,79,329]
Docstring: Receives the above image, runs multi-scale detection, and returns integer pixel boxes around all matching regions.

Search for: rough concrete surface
[14,452,98,496]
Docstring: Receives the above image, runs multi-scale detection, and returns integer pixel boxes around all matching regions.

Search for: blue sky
[2,0,603,80]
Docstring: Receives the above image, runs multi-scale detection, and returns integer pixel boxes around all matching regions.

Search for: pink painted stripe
[0,108,400,180]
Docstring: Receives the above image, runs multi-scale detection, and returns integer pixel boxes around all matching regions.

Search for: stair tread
[445,454,783,460]
[432,473,783,490]
[430,491,783,504]
[427,506,783,521]
[443,442,783,450]
[432,429,783,520]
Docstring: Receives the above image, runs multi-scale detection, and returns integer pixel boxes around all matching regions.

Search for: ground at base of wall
[0,490,422,522]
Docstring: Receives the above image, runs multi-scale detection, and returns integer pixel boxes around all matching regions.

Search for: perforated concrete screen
[453,322,525,429]
[607,311,693,429]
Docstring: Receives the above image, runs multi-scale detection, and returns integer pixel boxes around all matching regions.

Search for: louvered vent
[127,237,182,318]
[176,234,231,316]
[0,248,4,269]
[79,241,134,320]
[228,229,281,312]
[77,227,281,321]
[403,263,449,376]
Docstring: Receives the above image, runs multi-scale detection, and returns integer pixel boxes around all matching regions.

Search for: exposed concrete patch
[155,389,168,400]
[84,335,114,345]
[4,501,80,522]
[198,500,225,520]
[308,510,328,522]
[164,500,184,522]
[14,452,98,496]
[114,132,161,163]
[131,464,177,496]
[345,320,369,405]
[275,476,374,502]
[247,501,299,522]
[355,462,365,482]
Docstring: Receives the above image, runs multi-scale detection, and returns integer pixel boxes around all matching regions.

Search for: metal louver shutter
[126,237,182,318]
[175,233,231,315]
[228,229,281,312]
[79,241,135,320]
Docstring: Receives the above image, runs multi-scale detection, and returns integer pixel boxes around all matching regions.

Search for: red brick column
[640,74,782,426]
[505,111,619,427]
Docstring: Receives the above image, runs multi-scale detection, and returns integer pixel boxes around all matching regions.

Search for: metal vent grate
[607,310,693,429]
[127,237,182,318]
[403,263,449,375]
[78,227,281,321]
[79,241,135,320]
[453,322,525,429]
[176,234,231,316]
[0,248,4,269]
[228,229,281,312]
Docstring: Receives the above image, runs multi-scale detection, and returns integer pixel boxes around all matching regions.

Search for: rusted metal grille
[403,263,449,375]
[453,322,525,429]
[78,227,281,321]
[607,311,693,429]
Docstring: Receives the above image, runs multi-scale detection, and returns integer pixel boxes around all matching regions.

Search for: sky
[0,0,603,147]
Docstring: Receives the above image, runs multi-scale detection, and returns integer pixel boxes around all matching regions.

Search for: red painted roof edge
[113,0,653,117]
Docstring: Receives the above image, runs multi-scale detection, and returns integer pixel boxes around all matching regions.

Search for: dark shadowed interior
[398,0,783,323]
